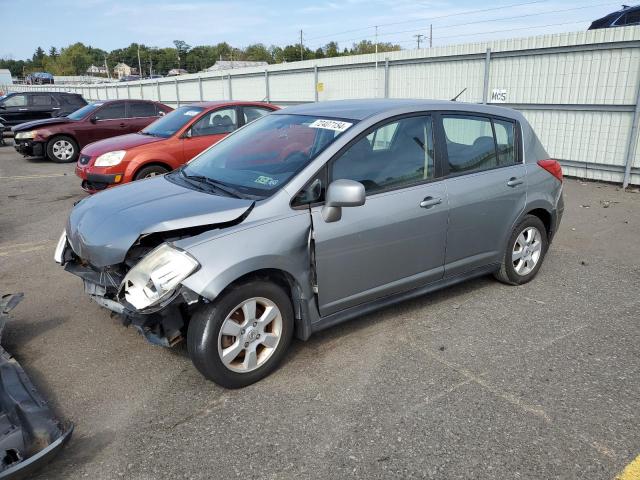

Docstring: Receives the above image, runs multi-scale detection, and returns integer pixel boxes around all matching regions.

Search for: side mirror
[0,105,6,110]
[89,116,97,124]
[184,129,192,139]
[321,179,365,223]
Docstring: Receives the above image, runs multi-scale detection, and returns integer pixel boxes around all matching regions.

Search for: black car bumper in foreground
[13,140,44,158]
[0,294,73,479]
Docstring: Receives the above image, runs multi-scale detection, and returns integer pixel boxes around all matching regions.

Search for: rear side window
[95,102,126,120]
[31,94,53,106]
[442,115,498,174]
[128,102,157,118]
[243,106,272,124]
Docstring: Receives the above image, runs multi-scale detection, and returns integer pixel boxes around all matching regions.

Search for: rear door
[440,113,526,276]
[311,114,449,316]
[0,94,29,126]
[28,93,57,121]
[126,101,162,133]
[89,101,128,143]
[182,106,239,162]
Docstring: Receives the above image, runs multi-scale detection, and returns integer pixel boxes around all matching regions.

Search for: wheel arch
[130,160,173,179]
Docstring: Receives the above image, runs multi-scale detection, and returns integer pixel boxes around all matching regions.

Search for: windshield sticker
[309,119,353,132]
[183,110,200,116]
[255,175,279,187]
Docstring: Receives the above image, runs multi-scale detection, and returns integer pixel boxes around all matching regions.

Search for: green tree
[32,47,46,70]
[244,43,273,63]
[173,40,191,69]
[48,47,58,58]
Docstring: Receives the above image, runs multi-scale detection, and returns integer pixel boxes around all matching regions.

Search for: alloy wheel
[217,297,283,373]
[512,226,542,276]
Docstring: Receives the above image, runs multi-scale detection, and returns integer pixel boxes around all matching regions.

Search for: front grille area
[79,155,91,165]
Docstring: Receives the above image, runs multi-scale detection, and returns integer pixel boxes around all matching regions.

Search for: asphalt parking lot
[1,143,639,480]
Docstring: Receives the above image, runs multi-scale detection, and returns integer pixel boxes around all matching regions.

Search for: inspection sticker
[309,119,352,132]
[183,110,200,116]
[255,175,279,186]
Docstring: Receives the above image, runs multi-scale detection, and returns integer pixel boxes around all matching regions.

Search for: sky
[0,0,625,60]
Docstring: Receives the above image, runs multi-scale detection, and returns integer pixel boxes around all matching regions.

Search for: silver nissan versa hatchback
[55,99,564,388]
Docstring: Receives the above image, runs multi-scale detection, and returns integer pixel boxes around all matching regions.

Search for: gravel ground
[0,144,639,479]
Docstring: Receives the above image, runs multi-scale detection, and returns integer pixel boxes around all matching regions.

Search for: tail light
[537,159,563,182]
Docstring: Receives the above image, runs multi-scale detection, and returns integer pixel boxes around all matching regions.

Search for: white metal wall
[7,26,640,186]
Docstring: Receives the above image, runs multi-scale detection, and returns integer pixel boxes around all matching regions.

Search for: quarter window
[493,119,517,166]
[332,115,435,194]
[190,108,237,137]
[243,106,272,124]
[95,102,126,120]
[442,115,498,174]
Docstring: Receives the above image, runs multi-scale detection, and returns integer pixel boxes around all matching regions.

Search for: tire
[134,165,169,180]
[494,214,548,285]
[187,280,294,388]
[46,136,79,163]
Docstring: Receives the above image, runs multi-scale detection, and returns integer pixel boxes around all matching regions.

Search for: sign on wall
[490,88,507,103]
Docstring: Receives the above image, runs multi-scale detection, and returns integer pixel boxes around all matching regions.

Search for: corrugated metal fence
[7,26,640,186]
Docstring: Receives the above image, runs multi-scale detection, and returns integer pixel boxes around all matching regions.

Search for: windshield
[141,106,204,138]
[181,114,354,197]
[67,103,102,120]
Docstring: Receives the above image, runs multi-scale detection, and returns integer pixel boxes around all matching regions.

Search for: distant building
[205,61,268,72]
[113,63,137,79]
[166,68,188,76]
[86,64,108,75]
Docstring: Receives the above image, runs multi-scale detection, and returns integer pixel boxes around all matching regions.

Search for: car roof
[183,101,277,110]
[276,99,522,121]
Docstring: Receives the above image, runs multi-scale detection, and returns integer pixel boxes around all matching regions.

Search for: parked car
[589,4,640,29]
[0,119,6,146]
[75,101,278,192]
[13,100,172,163]
[118,75,141,82]
[0,92,86,127]
[56,99,564,388]
[25,72,55,85]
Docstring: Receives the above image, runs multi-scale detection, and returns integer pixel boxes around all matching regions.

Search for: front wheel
[46,136,78,163]
[494,215,548,285]
[187,280,294,388]
[134,164,169,180]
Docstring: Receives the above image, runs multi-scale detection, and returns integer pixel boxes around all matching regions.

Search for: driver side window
[332,115,435,194]
[3,95,27,107]
[190,108,238,137]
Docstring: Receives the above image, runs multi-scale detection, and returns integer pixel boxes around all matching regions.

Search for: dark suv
[25,72,55,85]
[589,5,640,29]
[0,92,86,127]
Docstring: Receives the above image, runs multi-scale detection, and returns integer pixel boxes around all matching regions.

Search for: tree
[244,43,273,63]
[173,40,191,69]
[32,47,46,70]
[324,41,340,58]
[49,47,58,58]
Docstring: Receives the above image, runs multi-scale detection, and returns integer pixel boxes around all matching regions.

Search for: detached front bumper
[0,294,73,479]
[13,140,44,158]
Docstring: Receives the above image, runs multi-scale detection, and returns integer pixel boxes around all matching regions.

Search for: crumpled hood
[67,175,254,267]
[12,117,74,132]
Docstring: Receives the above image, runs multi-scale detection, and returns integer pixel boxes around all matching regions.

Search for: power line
[306,1,618,49]
[305,0,550,41]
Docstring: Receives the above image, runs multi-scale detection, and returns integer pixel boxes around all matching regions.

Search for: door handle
[507,177,524,187]
[420,196,442,208]
[18,108,27,111]
[119,123,126,128]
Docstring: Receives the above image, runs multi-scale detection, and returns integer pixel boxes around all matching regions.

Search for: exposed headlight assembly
[94,150,126,167]
[120,244,199,311]
[15,131,37,140]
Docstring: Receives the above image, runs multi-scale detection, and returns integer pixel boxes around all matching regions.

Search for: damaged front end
[0,294,73,479]
[58,231,204,348]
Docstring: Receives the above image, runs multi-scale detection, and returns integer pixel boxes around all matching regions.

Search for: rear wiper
[181,171,244,198]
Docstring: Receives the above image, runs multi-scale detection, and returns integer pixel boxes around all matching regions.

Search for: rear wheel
[134,165,169,180]
[187,280,294,388]
[46,136,78,163]
[494,215,548,285]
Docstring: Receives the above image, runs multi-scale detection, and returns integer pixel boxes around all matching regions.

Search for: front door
[440,114,527,276]
[89,101,128,143]
[182,107,239,163]
[311,114,448,316]
[0,93,29,126]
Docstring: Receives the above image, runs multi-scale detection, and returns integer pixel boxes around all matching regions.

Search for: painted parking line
[0,173,67,180]
[616,454,640,480]
[0,241,53,257]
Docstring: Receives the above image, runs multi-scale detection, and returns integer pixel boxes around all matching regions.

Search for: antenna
[451,88,467,102]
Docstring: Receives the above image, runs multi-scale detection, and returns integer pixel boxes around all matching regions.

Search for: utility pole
[430,24,433,48]
[300,30,304,61]
[375,25,379,97]
[137,44,143,77]
[104,55,111,80]
[414,34,425,49]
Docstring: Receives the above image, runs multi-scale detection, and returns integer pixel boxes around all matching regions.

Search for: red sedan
[75,101,279,193]
[13,100,172,163]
